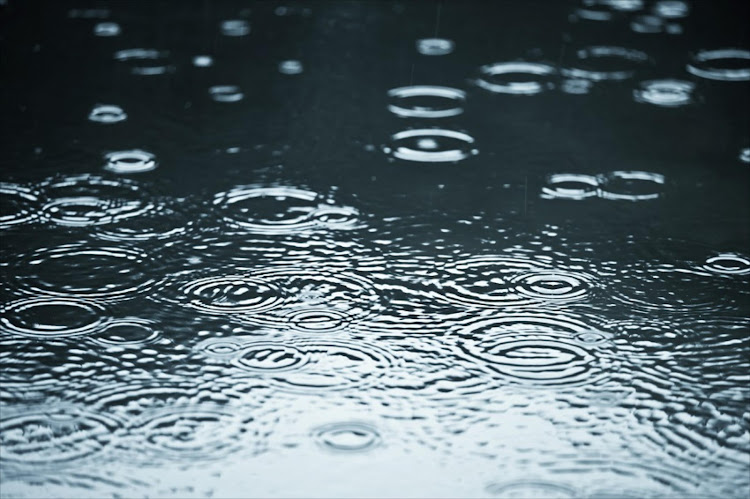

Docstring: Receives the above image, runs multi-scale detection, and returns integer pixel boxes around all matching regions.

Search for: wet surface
[0,0,749,497]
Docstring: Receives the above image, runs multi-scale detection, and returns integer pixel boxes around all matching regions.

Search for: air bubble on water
[278,60,303,75]
[209,85,244,102]
[193,55,213,67]
[416,38,455,56]
[220,20,250,36]
[89,104,127,124]
[686,49,750,82]
[94,22,121,37]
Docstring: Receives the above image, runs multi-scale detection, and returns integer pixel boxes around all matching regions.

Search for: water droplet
[562,46,650,81]
[387,85,465,118]
[313,422,381,452]
[597,170,665,201]
[192,55,213,67]
[88,104,127,124]
[486,480,577,498]
[686,49,750,82]
[633,79,695,107]
[415,38,454,56]
[0,297,108,338]
[653,0,690,18]
[541,173,600,200]
[90,318,161,346]
[114,48,172,76]
[278,60,303,75]
[93,22,120,36]
[702,253,750,275]
[209,85,244,102]
[385,129,478,162]
[0,183,40,228]
[220,19,250,36]
[474,62,556,95]
[103,150,157,174]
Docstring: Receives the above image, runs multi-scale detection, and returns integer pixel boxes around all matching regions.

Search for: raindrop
[93,22,120,36]
[597,170,665,201]
[474,62,556,95]
[209,85,244,102]
[103,150,157,174]
[653,0,690,18]
[313,423,381,452]
[278,60,303,74]
[541,173,600,200]
[416,38,454,56]
[114,48,171,76]
[686,49,750,82]
[562,46,650,81]
[220,19,250,37]
[702,253,750,275]
[88,104,127,124]
[0,183,40,229]
[192,55,213,67]
[384,129,478,162]
[486,480,577,498]
[387,86,465,118]
[633,79,695,107]
[0,297,108,338]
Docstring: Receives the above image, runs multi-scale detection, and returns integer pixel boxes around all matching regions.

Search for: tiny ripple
[0,297,108,338]
[687,49,750,81]
[278,60,303,74]
[209,85,244,102]
[114,48,172,76]
[473,62,556,95]
[88,104,127,124]
[103,149,157,174]
[177,274,285,315]
[387,86,465,118]
[383,129,478,162]
[562,46,651,81]
[541,173,599,200]
[192,55,213,67]
[0,183,40,228]
[509,270,597,303]
[486,480,577,498]
[416,38,454,56]
[312,422,381,453]
[39,174,154,227]
[89,318,161,346]
[93,201,190,242]
[220,19,250,36]
[702,253,750,275]
[633,79,696,107]
[231,343,310,372]
[93,22,120,37]
[597,170,665,201]
[653,0,689,18]
[0,405,123,466]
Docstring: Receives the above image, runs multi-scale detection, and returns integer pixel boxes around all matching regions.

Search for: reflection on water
[1,0,749,497]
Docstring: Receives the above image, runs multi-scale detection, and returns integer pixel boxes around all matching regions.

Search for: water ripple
[686,49,750,81]
[0,183,40,229]
[474,62,556,95]
[702,253,750,275]
[387,86,465,118]
[88,104,127,124]
[384,129,478,162]
[114,48,172,76]
[220,19,250,37]
[103,150,157,174]
[597,171,665,201]
[416,38,454,56]
[93,22,120,37]
[278,60,303,75]
[209,85,244,102]
[486,480,577,498]
[89,318,161,346]
[541,174,600,200]
[0,297,108,338]
[312,422,381,453]
[562,46,651,81]
[633,79,696,107]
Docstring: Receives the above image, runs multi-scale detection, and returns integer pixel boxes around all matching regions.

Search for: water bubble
[0,297,108,338]
[384,129,478,162]
[740,148,750,163]
[597,171,665,201]
[387,86,465,118]
[278,60,303,75]
[192,55,213,67]
[702,253,750,275]
[220,19,250,36]
[231,343,310,372]
[179,275,285,315]
[510,270,595,302]
[630,14,665,33]
[209,85,244,102]
[93,22,120,37]
[541,173,600,200]
[103,150,157,174]
[474,62,556,95]
[686,49,750,82]
[88,104,127,124]
[562,46,650,81]
[0,407,122,465]
[0,183,40,228]
[653,0,690,18]
[633,79,695,107]
[416,38,454,56]
[114,48,171,76]
[486,480,577,498]
[39,174,153,226]
[313,422,381,452]
[90,318,161,346]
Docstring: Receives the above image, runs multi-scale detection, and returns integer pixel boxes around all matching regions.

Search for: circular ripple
[39,175,153,227]
[0,407,122,465]
[562,46,650,81]
[213,186,320,233]
[630,14,665,33]
[13,243,156,301]
[90,318,160,346]
[597,170,665,201]
[196,336,253,359]
[0,183,40,228]
[88,104,126,124]
[653,0,689,18]
[209,85,244,102]
[416,38,454,56]
[633,79,695,107]
[231,342,310,372]
[687,49,750,81]
[313,422,381,452]
[702,253,750,275]
[486,480,577,498]
[541,173,600,200]
[285,308,350,332]
[220,19,250,36]
[387,86,465,118]
[278,60,303,74]
[179,275,285,315]
[103,150,157,174]
[193,55,213,67]
[114,48,171,75]
[94,22,120,36]
[0,297,107,338]
[474,62,556,95]
[384,129,478,162]
[510,270,595,302]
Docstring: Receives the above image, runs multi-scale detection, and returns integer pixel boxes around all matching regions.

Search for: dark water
[1,0,749,497]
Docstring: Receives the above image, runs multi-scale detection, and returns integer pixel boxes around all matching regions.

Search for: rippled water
[1,1,749,498]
